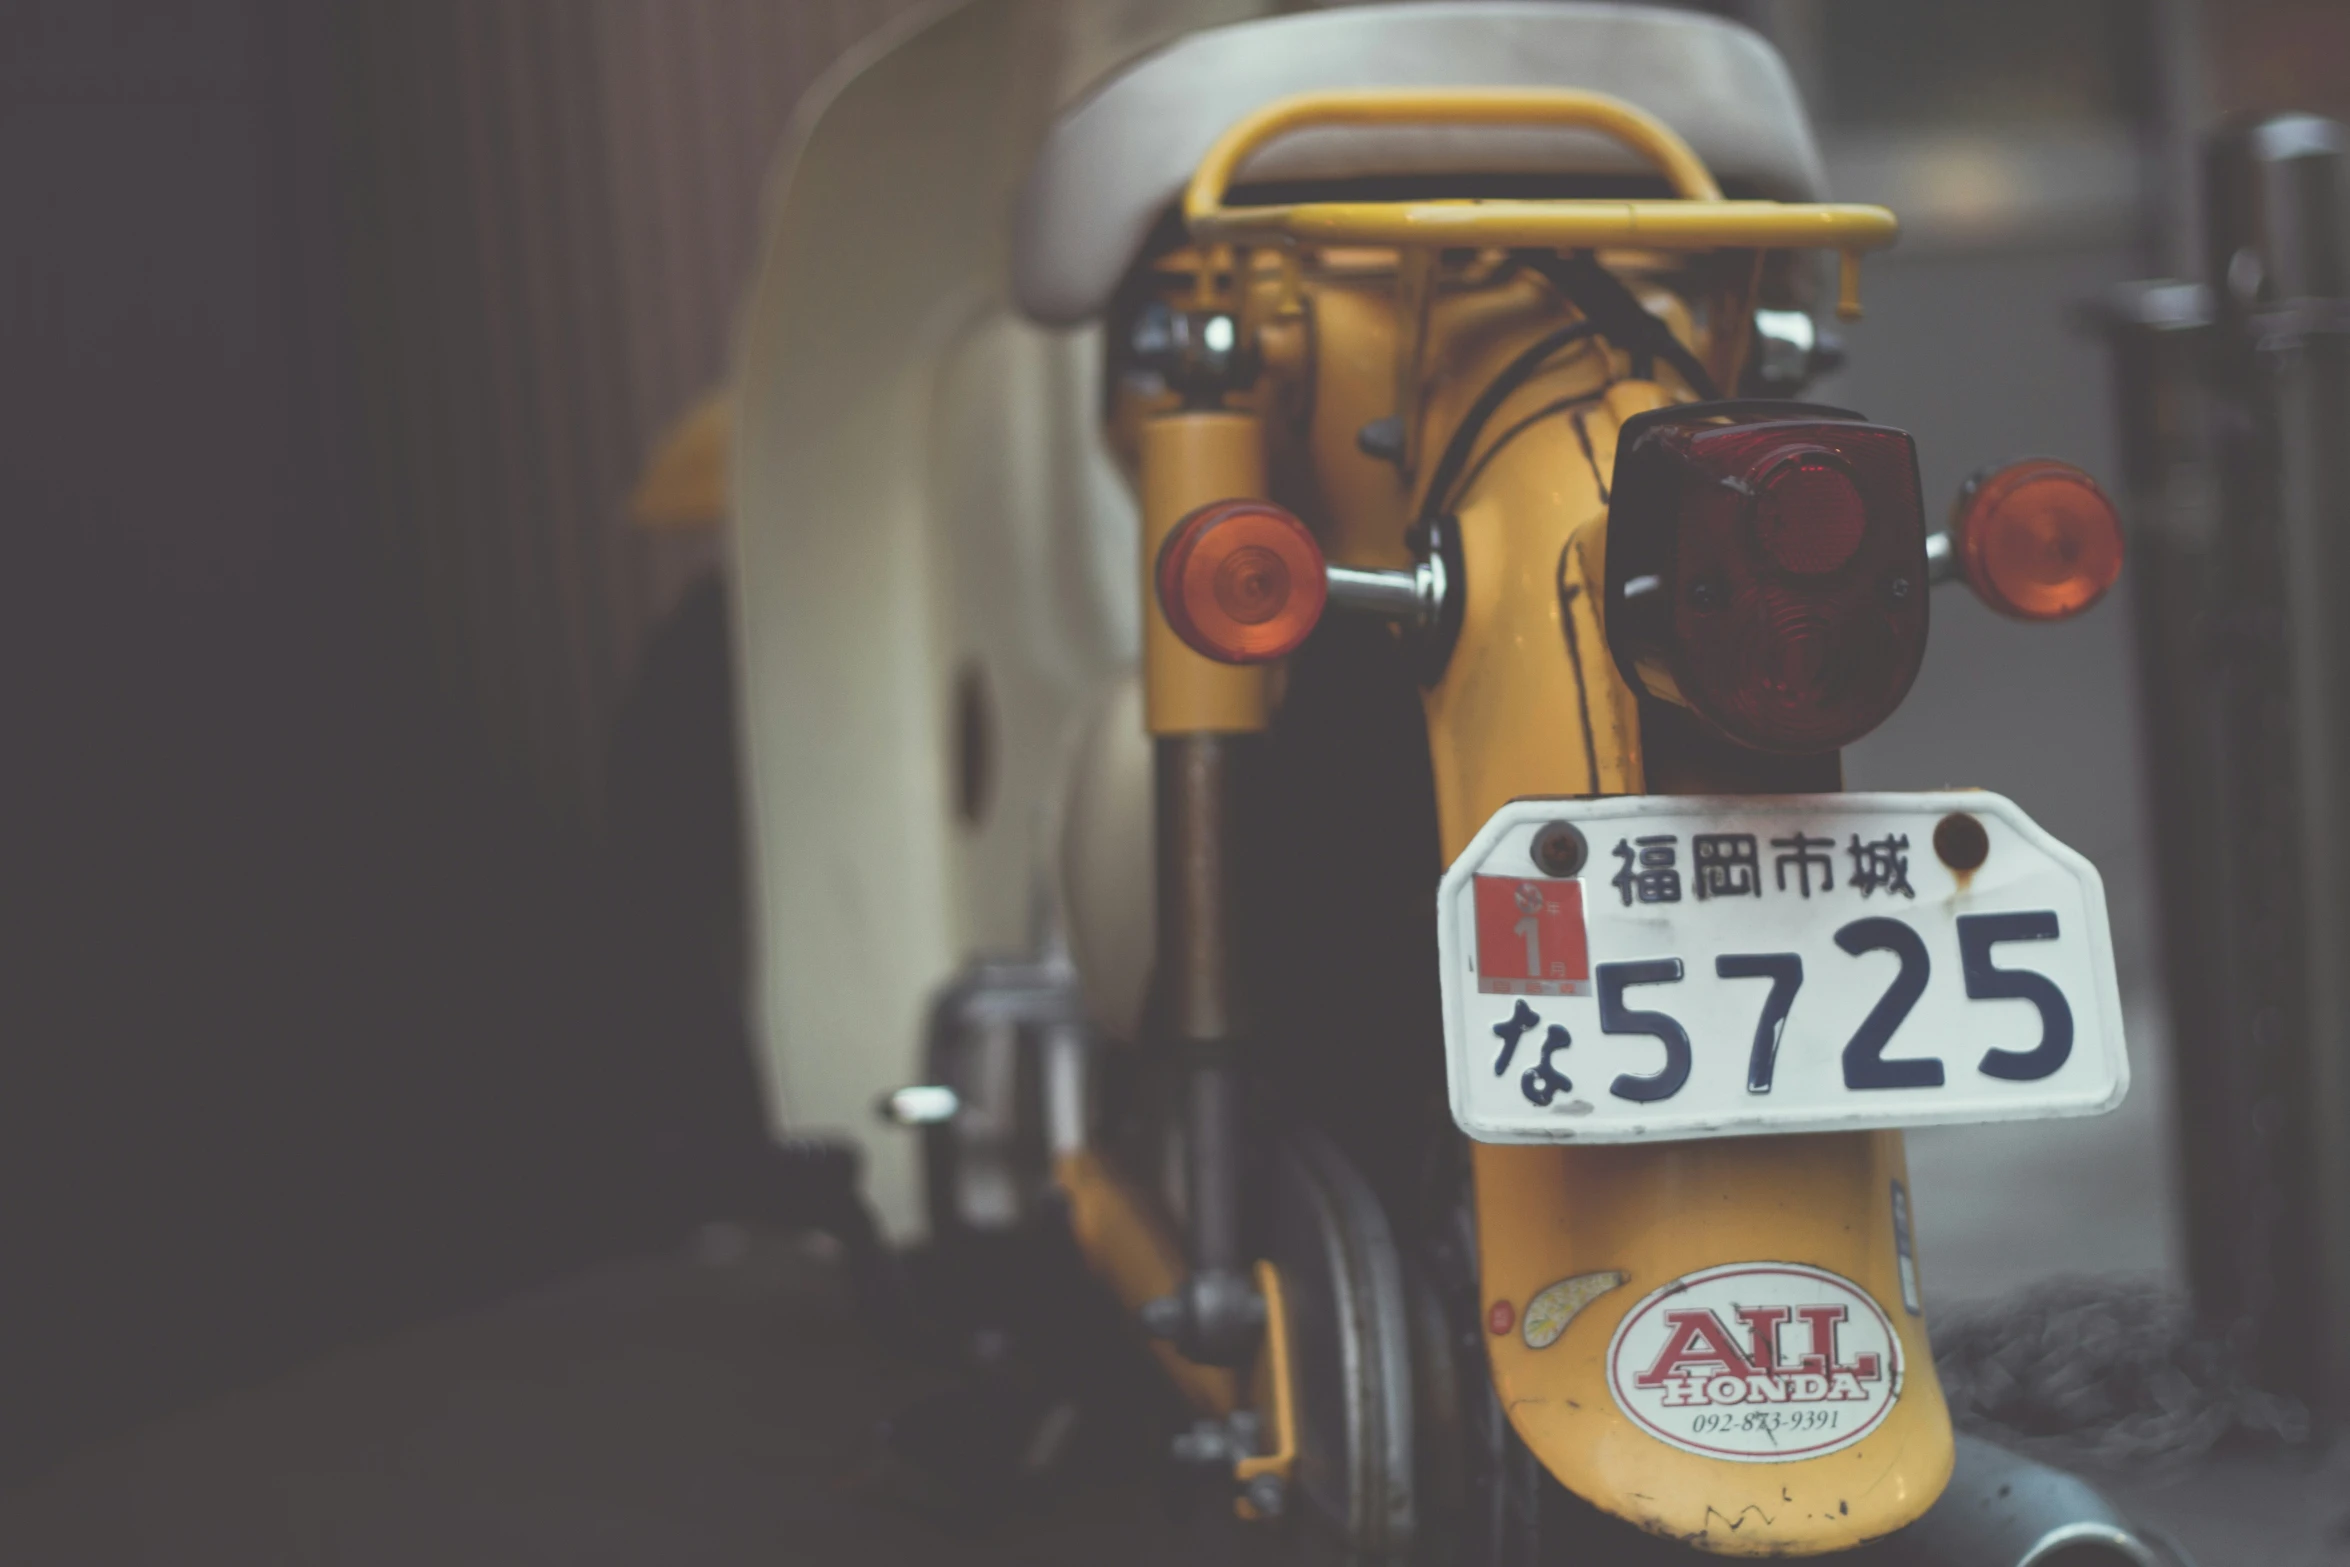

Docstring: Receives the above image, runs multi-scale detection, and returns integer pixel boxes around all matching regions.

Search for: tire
[1414,1157,1705,1566]
[1266,1126,1418,1555]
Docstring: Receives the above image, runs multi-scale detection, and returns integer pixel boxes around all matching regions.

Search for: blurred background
[2,0,2346,1556]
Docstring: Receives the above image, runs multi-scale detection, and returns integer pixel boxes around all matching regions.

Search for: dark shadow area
[0,1,772,1482]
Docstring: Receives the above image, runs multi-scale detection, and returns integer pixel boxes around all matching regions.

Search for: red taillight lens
[1953,458,2124,620]
[1155,499,1327,663]
[1605,405,1929,755]
[1753,449,1867,575]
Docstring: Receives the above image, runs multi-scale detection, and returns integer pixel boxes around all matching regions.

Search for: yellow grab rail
[1181,89,1899,317]
[1196,197,1897,254]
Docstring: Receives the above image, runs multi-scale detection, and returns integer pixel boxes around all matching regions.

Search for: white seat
[1012,1,1827,326]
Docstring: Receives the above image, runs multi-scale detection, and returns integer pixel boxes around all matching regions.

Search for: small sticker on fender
[1605,1262,1902,1463]
[1891,1179,1922,1315]
[1522,1270,1627,1349]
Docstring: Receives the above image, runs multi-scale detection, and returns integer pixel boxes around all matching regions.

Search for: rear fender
[1476,1132,1952,1554]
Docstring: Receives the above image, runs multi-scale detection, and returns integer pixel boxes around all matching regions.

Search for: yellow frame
[1232,1258,1298,1519]
[1059,82,1949,1556]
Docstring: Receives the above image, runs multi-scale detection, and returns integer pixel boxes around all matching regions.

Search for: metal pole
[2206,116,2350,1417]
[2104,114,2350,1421]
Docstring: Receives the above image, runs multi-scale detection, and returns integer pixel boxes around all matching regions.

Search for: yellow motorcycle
[732,3,2175,1561]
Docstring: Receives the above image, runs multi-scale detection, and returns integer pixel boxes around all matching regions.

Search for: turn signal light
[1952,459,2124,621]
[1155,499,1327,663]
[1606,403,1930,755]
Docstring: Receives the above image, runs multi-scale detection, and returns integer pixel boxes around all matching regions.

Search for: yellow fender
[1422,357,1953,1553]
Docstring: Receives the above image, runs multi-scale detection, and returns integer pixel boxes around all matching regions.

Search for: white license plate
[1436,792,2127,1144]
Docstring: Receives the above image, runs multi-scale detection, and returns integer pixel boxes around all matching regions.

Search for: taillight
[1605,403,1929,755]
[1156,498,1328,663]
[1951,458,2124,621]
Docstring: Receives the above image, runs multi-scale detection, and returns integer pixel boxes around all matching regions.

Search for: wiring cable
[1414,319,1599,528]
[1517,249,1722,404]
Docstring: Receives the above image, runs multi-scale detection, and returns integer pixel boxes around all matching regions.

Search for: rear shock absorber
[1135,399,1271,1367]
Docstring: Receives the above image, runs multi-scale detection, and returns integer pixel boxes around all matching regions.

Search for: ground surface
[0,1228,2335,1567]
[0,1233,1287,1567]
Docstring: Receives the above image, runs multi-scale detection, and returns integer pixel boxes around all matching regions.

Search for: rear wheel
[1265,1126,1418,1556]
[1412,1151,1705,1566]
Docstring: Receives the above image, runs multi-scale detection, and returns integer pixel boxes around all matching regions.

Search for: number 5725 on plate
[1435,792,2128,1145]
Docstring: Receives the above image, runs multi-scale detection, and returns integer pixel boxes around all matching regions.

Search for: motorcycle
[732,3,2182,1561]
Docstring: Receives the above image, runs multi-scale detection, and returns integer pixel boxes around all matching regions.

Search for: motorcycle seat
[1012,1,1827,326]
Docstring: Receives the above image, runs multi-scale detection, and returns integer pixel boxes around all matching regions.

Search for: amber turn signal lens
[1954,459,2124,621]
[1155,499,1327,663]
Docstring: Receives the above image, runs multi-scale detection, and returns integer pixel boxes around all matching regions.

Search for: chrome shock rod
[1145,733,1265,1366]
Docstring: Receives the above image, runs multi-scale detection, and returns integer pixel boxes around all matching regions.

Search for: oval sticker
[1605,1262,1902,1463]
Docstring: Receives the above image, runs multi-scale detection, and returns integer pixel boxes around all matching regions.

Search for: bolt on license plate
[1436,792,2127,1144]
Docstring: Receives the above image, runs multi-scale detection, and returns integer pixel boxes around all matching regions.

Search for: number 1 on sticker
[1514,915,1541,977]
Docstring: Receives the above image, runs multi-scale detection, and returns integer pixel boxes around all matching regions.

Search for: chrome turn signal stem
[1325,554,1448,632]
[1924,528,1959,587]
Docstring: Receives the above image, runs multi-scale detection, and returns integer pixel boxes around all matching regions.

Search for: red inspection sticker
[1472,875,1590,996]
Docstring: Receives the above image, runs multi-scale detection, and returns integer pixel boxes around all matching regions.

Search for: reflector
[1606,403,1930,755]
[1953,459,2124,621]
[1156,499,1327,663]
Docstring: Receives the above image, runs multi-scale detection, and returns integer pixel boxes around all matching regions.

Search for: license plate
[1436,792,2127,1144]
